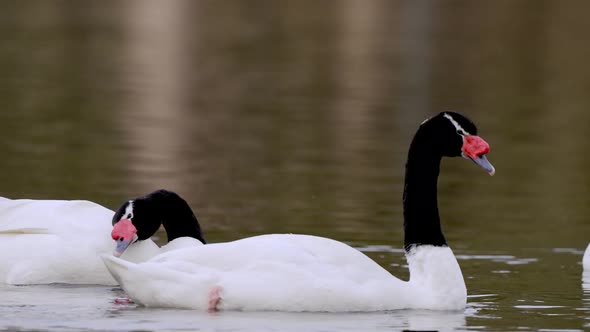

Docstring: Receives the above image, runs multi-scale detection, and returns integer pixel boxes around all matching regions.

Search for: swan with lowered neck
[102,111,495,311]
[0,189,205,285]
[110,189,206,261]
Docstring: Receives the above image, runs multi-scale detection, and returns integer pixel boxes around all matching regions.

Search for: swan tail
[101,254,133,285]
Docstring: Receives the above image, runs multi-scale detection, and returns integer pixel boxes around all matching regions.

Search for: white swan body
[584,243,590,270]
[102,234,466,311]
[0,197,201,285]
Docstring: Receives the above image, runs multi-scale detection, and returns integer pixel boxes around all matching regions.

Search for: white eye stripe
[443,113,471,136]
[123,200,134,219]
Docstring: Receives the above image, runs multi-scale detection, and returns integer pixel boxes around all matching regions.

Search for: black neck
[161,209,206,244]
[403,131,447,251]
[143,190,206,244]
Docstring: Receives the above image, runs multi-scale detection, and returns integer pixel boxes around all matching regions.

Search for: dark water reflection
[1,1,589,331]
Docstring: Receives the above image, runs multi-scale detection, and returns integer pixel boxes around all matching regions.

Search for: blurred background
[0,1,589,328]
[1,0,588,243]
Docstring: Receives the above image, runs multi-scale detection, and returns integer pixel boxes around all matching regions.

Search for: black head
[416,112,494,174]
[111,189,206,256]
[417,112,476,156]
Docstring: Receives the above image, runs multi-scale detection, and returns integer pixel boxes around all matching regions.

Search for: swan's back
[151,234,392,280]
[0,198,113,235]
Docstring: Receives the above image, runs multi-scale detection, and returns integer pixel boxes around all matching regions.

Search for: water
[1,0,589,331]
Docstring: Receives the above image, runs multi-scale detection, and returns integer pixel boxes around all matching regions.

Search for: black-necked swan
[102,111,495,311]
[0,189,205,285]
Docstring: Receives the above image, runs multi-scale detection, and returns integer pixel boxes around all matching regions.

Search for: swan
[584,243,590,270]
[102,111,495,312]
[0,190,205,285]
